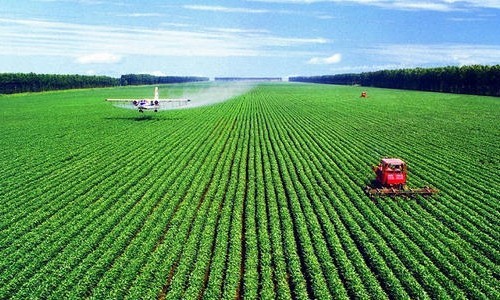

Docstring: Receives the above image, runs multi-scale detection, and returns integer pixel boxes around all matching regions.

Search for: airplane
[106,87,190,112]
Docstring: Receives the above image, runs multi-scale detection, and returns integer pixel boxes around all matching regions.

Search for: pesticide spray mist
[176,82,255,109]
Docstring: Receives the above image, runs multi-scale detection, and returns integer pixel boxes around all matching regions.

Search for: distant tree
[289,74,359,85]
[0,73,120,94]
[120,74,209,86]
[214,77,282,82]
[290,65,500,97]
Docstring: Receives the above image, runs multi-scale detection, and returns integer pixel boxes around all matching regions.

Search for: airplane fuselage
[135,100,160,112]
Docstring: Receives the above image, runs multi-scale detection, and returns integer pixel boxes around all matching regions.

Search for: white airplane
[106,87,190,112]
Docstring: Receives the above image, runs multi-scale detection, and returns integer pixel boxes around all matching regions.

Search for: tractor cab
[373,158,407,188]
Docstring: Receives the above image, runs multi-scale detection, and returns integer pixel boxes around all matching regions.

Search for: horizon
[1,1,499,78]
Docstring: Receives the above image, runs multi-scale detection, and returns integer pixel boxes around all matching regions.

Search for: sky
[0,0,499,78]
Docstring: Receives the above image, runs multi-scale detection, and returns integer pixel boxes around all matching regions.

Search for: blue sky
[0,0,499,78]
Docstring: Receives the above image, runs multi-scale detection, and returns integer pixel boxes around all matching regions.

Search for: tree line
[214,77,282,82]
[120,74,209,86]
[0,73,210,94]
[290,65,500,97]
[0,73,119,94]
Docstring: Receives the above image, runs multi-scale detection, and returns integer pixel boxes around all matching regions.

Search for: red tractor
[365,158,438,198]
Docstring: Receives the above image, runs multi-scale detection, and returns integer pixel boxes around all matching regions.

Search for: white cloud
[146,70,167,76]
[76,53,122,64]
[249,0,500,11]
[0,18,326,59]
[35,0,106,4]
[316,14,335,19]
[328,63,411,73]
[308,53,342,64]
[184,5,270,14]
[363,44,500,66]
[465,0,500,9]
[391,2,453,11]
[116,13,164,17]
[448,17,488,22]
[160,22,192,28]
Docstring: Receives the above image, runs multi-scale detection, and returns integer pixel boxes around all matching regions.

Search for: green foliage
[291,65,500,97]
[0,83,498,299]
[0,73,210,95]
[120,74,209,86]
[0,73,119,94]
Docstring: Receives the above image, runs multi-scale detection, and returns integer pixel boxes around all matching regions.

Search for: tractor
[365,158,438,198]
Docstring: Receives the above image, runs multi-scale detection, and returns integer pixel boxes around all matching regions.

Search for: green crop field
[1,82,498,299]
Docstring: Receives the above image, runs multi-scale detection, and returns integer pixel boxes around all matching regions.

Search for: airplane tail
[154,87,159,100]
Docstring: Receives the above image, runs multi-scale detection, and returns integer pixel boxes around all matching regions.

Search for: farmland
[0,82,499,299]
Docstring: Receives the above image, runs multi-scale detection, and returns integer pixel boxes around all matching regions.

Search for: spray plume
[177,82,256,109]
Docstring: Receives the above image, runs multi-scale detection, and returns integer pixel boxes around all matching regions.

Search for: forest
[290,65,500,97]
[0,73,119,94]
[0,73,210,94]
[119,74,209,86]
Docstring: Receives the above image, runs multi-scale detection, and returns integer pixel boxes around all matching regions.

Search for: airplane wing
[155,98,191,102]
[105,98,154,102]
[106,98,190,102]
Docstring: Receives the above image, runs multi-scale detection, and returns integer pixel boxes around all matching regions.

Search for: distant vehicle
[365,158,438,198]
[106,87,190,112]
